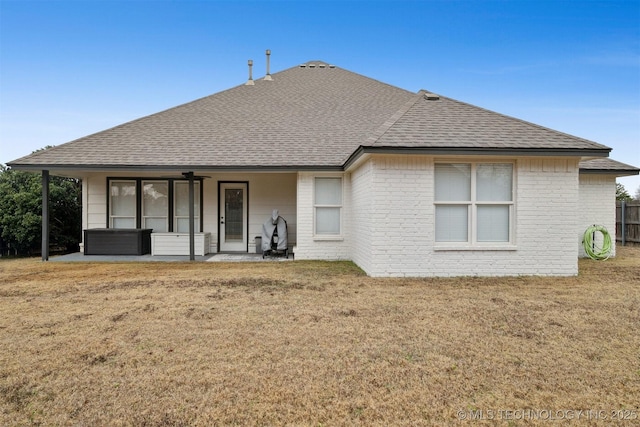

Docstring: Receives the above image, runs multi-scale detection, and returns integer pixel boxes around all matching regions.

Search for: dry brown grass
[1,247,639,426]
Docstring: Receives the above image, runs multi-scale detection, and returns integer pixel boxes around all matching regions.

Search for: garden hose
[582,225,613,261]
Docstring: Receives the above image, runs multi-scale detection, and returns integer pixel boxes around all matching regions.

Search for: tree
[0,164,81,256]
[635,185,640,201]
[616,182,633,202]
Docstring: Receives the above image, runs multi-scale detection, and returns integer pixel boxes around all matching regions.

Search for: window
[109,180,136,228]
[142,181,168,232]
[174,181,201,232]
[314,177,342,235]
[435,163,513,244]
[108,178,202,231]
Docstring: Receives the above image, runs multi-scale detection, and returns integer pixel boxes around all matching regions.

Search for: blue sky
[1,0,639,192]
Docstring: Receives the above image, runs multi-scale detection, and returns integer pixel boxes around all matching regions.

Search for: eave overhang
[9,146,614,176]
[343,146,612,170]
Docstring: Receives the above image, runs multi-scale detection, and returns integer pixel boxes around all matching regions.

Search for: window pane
[176,218,200,233]
[477,164,512,201]
[143,182,168,216]
[175,181,200,216]
[110,181,136,216]
[435,205,468,242]
[435,164,471,201]
[144,217,167,232]
[316,207,341,234]
[112,217,135,229]
[477,205,510,242]
[315,178,342,205]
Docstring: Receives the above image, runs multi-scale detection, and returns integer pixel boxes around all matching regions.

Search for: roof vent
[245,59,255,86]
[264,49,273,81]
[424,93,440,101]
[299,64,306,68]
[329,65,336,68]
[309,64,316,68]
[319,64,326,68]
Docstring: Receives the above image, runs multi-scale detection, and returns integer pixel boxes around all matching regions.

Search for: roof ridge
[363,90,428,146]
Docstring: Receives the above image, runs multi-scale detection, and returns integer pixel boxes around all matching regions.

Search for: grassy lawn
[1,247,639,426]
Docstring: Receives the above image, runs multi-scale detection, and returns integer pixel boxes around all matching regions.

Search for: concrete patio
[49,253,292,262]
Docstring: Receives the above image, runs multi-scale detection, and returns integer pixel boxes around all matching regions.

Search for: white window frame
[313,176,343,239]
[174,181,201,233]
[434,161,515,249]
[109,180,137,228]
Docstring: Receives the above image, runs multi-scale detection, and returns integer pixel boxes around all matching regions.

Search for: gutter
[579,168,640,176]
[6,163,345,173]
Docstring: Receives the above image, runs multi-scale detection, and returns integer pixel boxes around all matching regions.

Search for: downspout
[42,170,50,261]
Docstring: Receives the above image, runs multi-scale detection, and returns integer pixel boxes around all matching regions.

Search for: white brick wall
[366,155,432,276]
[347,155,581,277]
[350,159,373,272]
[578,174,616,258]
[294,172,351,260]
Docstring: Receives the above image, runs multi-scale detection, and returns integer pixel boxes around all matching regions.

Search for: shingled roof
[579,158,639,175]
[8,60,613,172]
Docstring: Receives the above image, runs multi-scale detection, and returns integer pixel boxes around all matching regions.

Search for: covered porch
[40,170,298,261]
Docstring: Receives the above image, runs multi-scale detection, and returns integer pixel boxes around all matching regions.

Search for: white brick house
[8,58,638,276]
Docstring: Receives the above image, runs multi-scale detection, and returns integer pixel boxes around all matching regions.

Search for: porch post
[187,172,195,261]
[42,170,50,261]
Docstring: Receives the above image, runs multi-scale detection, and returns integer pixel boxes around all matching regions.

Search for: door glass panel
[225,189,244,241]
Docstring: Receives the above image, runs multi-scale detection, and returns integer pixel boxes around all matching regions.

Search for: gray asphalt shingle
[8,61,616,170]
[579,158,639,174]
[371,92,610,151]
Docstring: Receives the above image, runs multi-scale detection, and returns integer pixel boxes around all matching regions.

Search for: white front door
[219,183,248,252]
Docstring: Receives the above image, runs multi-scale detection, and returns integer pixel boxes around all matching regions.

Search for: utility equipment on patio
[84,228,152,255]
[261,210,289,258]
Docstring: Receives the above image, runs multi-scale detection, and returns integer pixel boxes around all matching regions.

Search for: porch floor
[49,253,292,262]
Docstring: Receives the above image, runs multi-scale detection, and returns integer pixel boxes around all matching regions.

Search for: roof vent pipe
[264,49,273,81]
[245,59,255,85]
